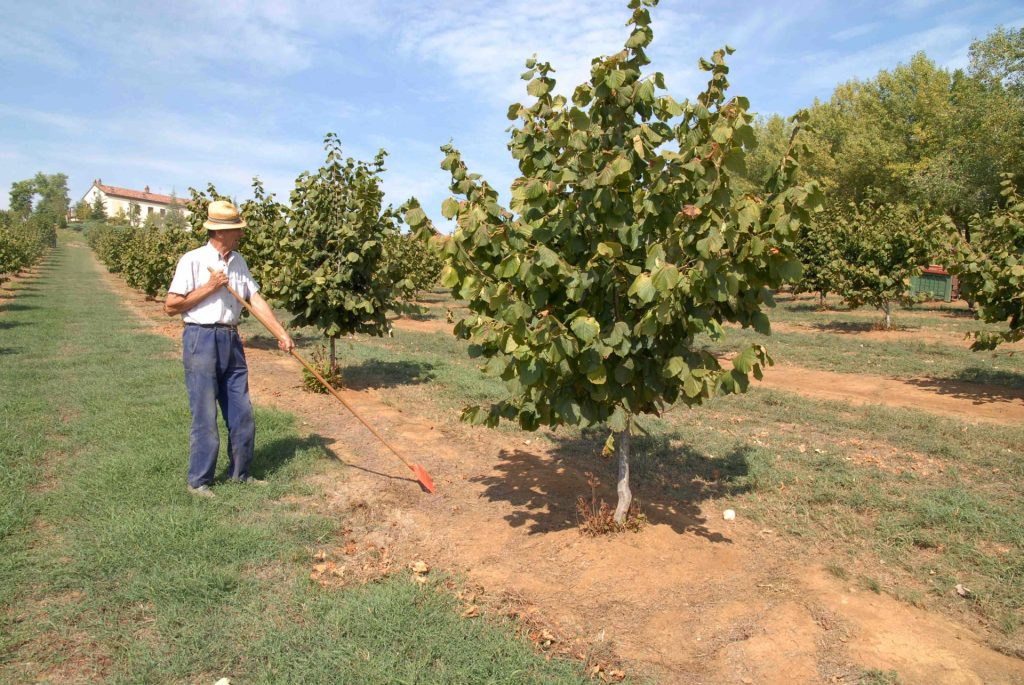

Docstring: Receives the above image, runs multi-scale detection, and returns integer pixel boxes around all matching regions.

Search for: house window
[160,209,166,216]
[147,206,154,215]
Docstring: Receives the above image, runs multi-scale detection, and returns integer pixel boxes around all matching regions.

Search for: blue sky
[2,0,1021,225]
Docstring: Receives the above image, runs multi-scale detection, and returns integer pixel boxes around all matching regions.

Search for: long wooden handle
[218,280,417,473]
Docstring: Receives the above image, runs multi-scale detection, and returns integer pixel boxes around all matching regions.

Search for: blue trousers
[182,325,256,487]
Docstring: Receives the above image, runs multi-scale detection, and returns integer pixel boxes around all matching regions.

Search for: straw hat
[203,200,247,231]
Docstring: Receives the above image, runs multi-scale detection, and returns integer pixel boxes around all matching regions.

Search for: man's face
[214,228,244,250]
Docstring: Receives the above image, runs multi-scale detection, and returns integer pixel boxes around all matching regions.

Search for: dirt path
[758,364,1024,424]
[91,250,1023,684]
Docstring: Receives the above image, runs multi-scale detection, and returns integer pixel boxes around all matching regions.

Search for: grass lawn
[0,233,593,684]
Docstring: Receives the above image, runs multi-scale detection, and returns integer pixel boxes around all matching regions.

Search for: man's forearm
[164,283,218,316]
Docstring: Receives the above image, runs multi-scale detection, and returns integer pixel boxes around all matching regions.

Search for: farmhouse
[80,179,189,220]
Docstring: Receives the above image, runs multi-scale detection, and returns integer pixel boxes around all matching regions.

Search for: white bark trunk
[884,302,891,330]
[329,336,337,370]
[613,429,632,524]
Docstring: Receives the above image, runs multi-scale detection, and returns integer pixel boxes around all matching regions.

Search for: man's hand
[278,333,296,352]
[207,269,229,291]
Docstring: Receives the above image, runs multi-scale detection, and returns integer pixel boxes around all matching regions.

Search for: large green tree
[406,0,820,522]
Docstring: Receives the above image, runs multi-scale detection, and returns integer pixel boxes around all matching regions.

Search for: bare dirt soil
[93,252,1023,684]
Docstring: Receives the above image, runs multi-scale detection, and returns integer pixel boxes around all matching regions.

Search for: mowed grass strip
[0,233,591,684]
[265,321,1024,640]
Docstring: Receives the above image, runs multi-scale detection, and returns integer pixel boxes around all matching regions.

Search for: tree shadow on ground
[905,370,1024,403]
[248,431,417,486]
[783,303,847,313]
[402,309,443,322]
[0,347,18,355]
[910,303,975,317]
[0,320,25,330]
[391,302,437,321]
[472,429,751,541]
[243,331,320,351]
[808,321,919,334]
[0,303,39,312]
[339,359,436,390]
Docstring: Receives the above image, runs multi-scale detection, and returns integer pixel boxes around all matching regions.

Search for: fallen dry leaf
[462,605,480,618]
[411,560,429,575]
[955,583,972,598]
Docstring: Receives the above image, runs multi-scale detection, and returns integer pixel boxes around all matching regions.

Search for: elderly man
[165,200,295,497]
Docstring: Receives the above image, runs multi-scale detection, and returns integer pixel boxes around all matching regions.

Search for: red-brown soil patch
[89,248,1024,683]
[758,364,1024,425]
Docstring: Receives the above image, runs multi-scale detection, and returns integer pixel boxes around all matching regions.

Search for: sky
[1,0,1021,226]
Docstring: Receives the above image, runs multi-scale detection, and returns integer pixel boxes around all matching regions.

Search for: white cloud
[0,104,90,133]
[393,0,670,103]
[795,23,972,90]
[829,22,882,42]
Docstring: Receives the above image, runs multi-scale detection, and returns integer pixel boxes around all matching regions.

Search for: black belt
[186,322,238,330]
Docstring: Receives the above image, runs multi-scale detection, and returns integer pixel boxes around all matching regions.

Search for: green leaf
[523,178,546,200]
[683,373,702,398]
[570,316,600,343]
[536,245,560,268]
[441,197,459,219]
[587,364,607,385]
[627,273,656,303]
[751,311,770,335]
[439,264,459,288]
[597,241,623,258]
[527,79,551,97]
[663,356,687,378]
[497,255,521,278]
[732,347,759,374]
[607,407,627,432]
[636,79,655,103]
[405,206,427,227]
[651,264,680,292]
[605,70,626,89]
[711,126,732,144]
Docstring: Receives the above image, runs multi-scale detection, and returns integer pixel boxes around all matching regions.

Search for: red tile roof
[96,183,188,206]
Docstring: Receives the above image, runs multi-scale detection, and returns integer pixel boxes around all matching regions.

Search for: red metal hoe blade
[410,463,436,494]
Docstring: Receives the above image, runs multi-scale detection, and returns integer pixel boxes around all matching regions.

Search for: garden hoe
[210,269,436,494]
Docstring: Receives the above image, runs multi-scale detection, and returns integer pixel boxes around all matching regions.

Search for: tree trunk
[329,336,337,371]
[884,302,891,330]
[612,429,632,524]
[819,291,826,309]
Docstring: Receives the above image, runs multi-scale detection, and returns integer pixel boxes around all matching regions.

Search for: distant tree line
[1,173,66,285]
[742,26,1023,338]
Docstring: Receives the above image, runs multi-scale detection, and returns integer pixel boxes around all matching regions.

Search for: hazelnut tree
[952,175,1024,349]
[406,0,821,522]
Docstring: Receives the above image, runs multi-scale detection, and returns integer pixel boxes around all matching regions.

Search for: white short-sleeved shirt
[168,242,259,325]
